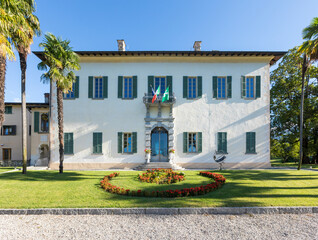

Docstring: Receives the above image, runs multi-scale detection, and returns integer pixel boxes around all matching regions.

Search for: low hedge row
[100,170,226,198]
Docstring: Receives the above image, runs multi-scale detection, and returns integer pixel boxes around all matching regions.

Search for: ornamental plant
[144,148,151,154]
[100,171,226,198]
[138,168,185,184]
[169,149,175,153]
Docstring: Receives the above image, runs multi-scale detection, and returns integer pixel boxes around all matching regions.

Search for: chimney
[44,93,50,104]
[193,41,202,51]
[117,39,126,51]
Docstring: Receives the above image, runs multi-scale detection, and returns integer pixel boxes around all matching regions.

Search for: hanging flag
[152,86,160,103]
[162,86,169,102]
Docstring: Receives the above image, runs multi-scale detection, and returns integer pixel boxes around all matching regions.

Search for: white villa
[32,40,285,170]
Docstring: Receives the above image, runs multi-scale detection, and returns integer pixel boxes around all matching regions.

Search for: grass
[0,170,318,209]
[271,158,318,169]
[0,167,15,174]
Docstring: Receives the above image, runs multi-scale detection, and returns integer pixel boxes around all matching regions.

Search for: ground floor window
[217,132,227,153]
[93,132,103,154]
[1,125,16,135]
[183,132,202,153]
[64,133,74,154]
[118,132,137,154]
[246,132,256,153]
[2,148,11,160]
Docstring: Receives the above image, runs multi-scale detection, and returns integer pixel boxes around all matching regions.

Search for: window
[41,113,49,133]
[246,77,255,98]
[64,133,73,154]
[123,133,132,153]
[64,82,75,99]
[2,149,11,160]
[188,133,197,153]
[217,132,227,153]
[124,77,133,99]
[118,132,137,153]
[183,132,202,153]
[217,77,226,99]
[154,77,166,95]
[2,126,16,136]
[93,132,103,154]
[246,132,256,154]
[5,106,12,114]
[213,76,232,99]
[94,77,103,99]
[188,77,197,99]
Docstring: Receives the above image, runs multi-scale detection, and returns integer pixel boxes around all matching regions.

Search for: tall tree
[0,0,29,128]
[298,17,318,170]
[37,33,80,173]
[11,0,40,174]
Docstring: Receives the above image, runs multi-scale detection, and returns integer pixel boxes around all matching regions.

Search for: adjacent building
[33,41,285,170]
[0,95,49,166]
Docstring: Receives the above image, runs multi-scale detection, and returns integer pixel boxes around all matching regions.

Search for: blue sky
[5,0,318,102]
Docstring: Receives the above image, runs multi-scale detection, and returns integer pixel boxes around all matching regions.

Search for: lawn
[271,158,318,169]
[0,167,14,174]
[0,170,318,209]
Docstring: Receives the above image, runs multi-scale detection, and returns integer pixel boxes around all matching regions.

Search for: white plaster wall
[49,59,270,167]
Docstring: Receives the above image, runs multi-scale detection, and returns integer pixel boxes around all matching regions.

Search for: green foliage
[271,47,318,164]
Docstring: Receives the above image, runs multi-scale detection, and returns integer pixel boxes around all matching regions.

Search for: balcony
[143,93,176,106]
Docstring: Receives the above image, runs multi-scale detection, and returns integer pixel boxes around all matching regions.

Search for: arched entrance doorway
[151,127,168,162]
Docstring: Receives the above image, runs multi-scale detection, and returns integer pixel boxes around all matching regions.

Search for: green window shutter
[227,76,232,98]
[88,76,93,98]
[197,132,202,153]
[118,76,123,98]
[34,112,39,132]
[213,76,217,98]
[241,76,246,98]
[118,132,123,153]
[218,132,227,153]
[167,76,172,96]
[93,132,102,154]
[246,132,256,153]
[256,76,261,98]
[197,76,202,98]
[12,125,16,135]
[217,132,222,152]
[74,76,79,98]
[64,133,73,154]
[183,76,188,98]
[223,132,227,153]
[183,132,188,153]
[132,132,137,153]
[148,76,154,95]
[103,76,108,98]
[133,76,137,98]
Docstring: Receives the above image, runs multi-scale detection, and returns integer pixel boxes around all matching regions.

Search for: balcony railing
[143,93,176,105]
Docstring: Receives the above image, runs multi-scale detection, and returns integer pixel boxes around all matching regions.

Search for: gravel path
[0,214,317,240]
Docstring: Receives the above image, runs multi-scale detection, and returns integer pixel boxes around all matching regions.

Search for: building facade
[34,43,285,170]
[0,98,49,167]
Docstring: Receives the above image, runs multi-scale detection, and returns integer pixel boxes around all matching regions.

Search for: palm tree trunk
[57,87,64,174]
[0,54,6,129]
[19,51,28,174]
[298,54,308,170]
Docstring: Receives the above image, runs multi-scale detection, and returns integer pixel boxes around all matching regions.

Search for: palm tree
[298,17,318,170]
[37,33,80,173]
[10,0,40,174]
[0,0,29,128]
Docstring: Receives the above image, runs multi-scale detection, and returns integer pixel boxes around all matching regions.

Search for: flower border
[100,171,226,198]
[138,169,185,184]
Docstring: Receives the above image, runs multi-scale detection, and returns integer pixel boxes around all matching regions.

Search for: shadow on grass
[0,171,104,182]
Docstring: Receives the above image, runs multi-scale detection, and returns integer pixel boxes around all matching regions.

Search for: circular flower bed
[100,170,226,198]
[138,168,185,184]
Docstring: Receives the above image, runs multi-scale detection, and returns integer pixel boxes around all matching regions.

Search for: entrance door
[2,148,11,160]
[151,127,168,162]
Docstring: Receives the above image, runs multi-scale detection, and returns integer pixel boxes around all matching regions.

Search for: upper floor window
[154,77,166,95]
[241,76,261,99]
[188,77,197,99]
[94,77,103,99]
[1,125,16,136]
[64,82,75,99]
[63,77,79,99]
[124,77,133,99]
[183,76,202,99]
[213,76,232,99]
[5,106,12,114]
[41,113,49,133]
